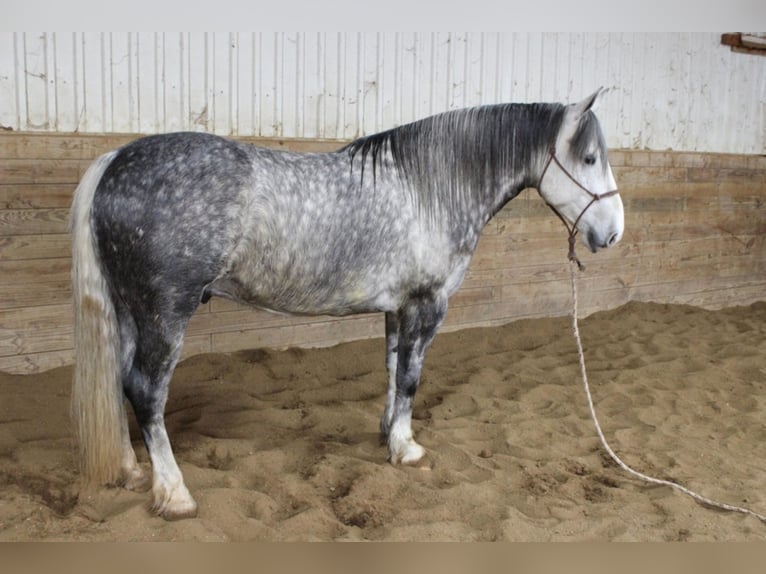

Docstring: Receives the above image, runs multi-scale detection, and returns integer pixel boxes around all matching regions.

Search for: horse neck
[344,103,564,234]
[457,103,565,226]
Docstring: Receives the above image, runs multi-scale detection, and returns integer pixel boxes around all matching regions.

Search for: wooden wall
[1,133,764,374]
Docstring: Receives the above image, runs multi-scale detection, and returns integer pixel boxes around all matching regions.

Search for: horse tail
[70,150,125,487]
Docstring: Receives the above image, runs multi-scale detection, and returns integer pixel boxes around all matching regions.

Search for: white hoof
[388,437,426,465]
[152,482,198,521]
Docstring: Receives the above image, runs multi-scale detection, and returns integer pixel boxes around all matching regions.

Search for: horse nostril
[606,232,619,247]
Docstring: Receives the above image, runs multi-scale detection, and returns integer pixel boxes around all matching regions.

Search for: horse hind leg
[122,316,197,520]
[387,290,447,465]
[114,306,150,492]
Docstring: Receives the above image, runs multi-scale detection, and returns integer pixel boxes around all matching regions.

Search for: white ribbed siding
[0,32,763,153]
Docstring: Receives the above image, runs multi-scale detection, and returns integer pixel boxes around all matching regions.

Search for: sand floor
[1,300,765,541]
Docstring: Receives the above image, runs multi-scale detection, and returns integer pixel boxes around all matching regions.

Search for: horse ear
[571,87,609,118]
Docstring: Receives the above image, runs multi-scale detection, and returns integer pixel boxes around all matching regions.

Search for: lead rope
[568,260,766,524]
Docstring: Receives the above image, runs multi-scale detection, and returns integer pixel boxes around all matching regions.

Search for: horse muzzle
[586,227,623,253]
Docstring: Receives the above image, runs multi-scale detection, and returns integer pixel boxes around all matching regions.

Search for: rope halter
[536,145,620,271]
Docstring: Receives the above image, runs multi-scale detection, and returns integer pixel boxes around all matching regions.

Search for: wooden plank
[0,208,70,235]
[0,257,71,284]
[211,314,383,354]
[0,184,75,209]
[0,233,70,260]
[0,133,136,160]
[0,132,345,160]
[0,348,74,376]
[0,159,87,185]
[0,304,72,357]
[0,280,72,310]
[611,165,688,185]
[688,167,766,183]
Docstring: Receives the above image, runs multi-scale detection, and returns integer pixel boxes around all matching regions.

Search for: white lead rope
[568,261,766,524]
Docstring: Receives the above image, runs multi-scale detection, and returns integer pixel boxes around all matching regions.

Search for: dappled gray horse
[70,89,624,519]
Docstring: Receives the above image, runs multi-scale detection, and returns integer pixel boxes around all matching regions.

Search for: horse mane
[341,103,571,226]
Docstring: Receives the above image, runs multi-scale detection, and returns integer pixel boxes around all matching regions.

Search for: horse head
[537,88,624,255]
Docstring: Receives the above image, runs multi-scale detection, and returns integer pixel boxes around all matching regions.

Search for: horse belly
[216,250,401,316]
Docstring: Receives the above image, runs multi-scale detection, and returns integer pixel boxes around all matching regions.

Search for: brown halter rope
[536,146,620,271]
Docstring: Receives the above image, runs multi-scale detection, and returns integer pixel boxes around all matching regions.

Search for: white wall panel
[0,32,763,154]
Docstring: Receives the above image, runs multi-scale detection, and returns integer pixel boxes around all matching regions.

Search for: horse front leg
[387,290,447,465]
[380,311,399,441]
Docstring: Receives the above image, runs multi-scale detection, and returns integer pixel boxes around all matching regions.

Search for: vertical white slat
[321,32,340,140]
[553,32,571,103]
[624,33,645,150]
[228,32,240,136]
[326,32,340,138]
[475,32,496,106]
[272,32,286,137]
[100,33,114,133]
[234,32,254,137]
[339,32,358,139]
[43,32,58,131]
[751,48,766,154]
[378,32,397,130]
[415,32,435,119]
[464,31,481,108]
[732,42,760,153]
[187,32,208,132]
[80,32,107,133]
[508,33,527,103]
[0,32,19,130]
[581,34,604,103]
[492,33,509,103]
[300,32,319,139]
[638,33,660,150]
[433,32,447,115]
[565,33,581,103]
[280,32,296,138]
[664,33,686,150]
[209,32,231,135]
[607,33,636,147]
[525,33,544,102]
[161,32,186,133]
[23,32,50,130]
[539,32,558,102]
[397,32,417,127]
[447,31,461,110]
[283,31,303,139]
[360,32,379,135]
[108,33,133,133]
[703,34,724,153]
[133,32,155,133]
[264,31,281,138]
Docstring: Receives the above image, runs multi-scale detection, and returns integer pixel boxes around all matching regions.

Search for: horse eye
[584,155,597,166]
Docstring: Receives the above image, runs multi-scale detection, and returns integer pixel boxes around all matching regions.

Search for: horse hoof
[123,467,151,492]
[159,501,198,521]
[152,484,198,520]
[388,439,426,466]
